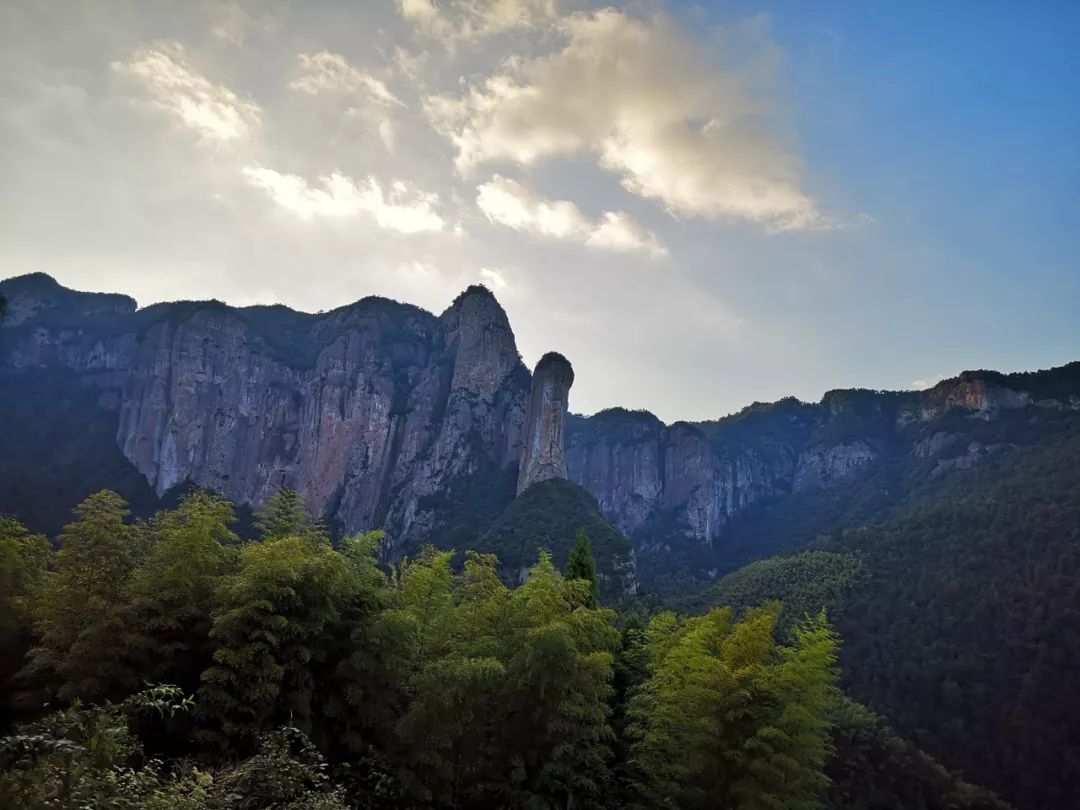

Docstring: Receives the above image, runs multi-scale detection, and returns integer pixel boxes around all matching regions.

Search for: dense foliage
[478,477,635,599]
[0,488,973,809]
[710,425,1080,809]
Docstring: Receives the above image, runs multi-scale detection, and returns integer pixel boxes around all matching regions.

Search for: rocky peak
[518,352,574,494]
[0,273,137,327]
[439,285,522,396]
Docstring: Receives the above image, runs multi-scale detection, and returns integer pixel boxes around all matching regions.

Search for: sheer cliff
[2,272,1078,583]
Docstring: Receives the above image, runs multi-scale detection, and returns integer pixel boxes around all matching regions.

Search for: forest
[0,488,1008,809]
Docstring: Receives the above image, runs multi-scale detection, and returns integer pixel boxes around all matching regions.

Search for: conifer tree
[254,487,313,540]
[566,530,600,607]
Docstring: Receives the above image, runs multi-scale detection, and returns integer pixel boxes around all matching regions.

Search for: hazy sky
[2,1,1077,421]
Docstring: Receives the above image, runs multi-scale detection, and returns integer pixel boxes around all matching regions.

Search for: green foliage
[1,488,1012,810]
[0,517,49,727]
[255,488,317,541]
[479,477,634,598]
[22,490,140,703]
[711,551,867,631]
[566,530,600,607]
[197,532,358,754]
[0,686,209,810]
[825,697,1010,810]
[820,427,1080,809]
[628,605,840,809]
[125,491,239,691]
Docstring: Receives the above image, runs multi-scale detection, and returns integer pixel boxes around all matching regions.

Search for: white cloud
[478,267,509,290]
[290,51,404,107]
[114,43,261,143]
[585,211,668,258]
[399,0,558,40]
[426,9,826,231]
[911,374,946,391]
[243,166,445,233]
[476,174,666,256]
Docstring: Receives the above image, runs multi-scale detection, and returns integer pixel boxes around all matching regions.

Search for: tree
[197,533,360,755]
[0,518,49,728]
[497,551,620,807]
[254,487,316,541]
[21,491,139,703]
[628,605,840,809]
[392,551,508,806]
[125,492,239,691]
[566,530,600,608]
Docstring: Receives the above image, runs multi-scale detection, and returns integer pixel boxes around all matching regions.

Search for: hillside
[705,424,1080,809]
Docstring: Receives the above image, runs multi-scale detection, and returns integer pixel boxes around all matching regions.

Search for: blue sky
[701,0,1080,395]
[1,1,1076,421]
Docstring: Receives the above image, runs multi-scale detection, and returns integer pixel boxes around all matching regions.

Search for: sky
[1,0,1077,422]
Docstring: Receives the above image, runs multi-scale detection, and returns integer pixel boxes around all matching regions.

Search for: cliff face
[518,352,574,494]
[566,370,1080,551]
[3,272,1079,573]
[0,275,530,547]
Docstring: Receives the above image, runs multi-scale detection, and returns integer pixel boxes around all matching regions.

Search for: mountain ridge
[2,273,1078,590]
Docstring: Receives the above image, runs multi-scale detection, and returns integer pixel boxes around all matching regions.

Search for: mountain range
[2,270,1078,593]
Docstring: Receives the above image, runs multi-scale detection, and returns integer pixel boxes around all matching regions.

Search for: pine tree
[566,530,600,607]
[254,487,314,540]
[21,490,139,703]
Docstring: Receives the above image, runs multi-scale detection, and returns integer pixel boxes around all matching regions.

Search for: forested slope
[709,424,1080,809]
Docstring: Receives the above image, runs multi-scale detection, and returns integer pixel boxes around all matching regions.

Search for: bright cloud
[290,51,404,107]
[114,44,260,143]
[427,9,825,231]
[243,166,445,233]
[399,0,558,40]
[478,267,509,290]
[911,374,946,391]
[476,175,666,256]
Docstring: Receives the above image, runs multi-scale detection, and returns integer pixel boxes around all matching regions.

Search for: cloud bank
[427,9,825,231]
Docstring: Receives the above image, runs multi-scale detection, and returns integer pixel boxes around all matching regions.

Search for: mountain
[704,423,1080,809]
[567,363,1080,591]
[477,477,638,600]
[0,273,536,547]
[2,272,1079,591]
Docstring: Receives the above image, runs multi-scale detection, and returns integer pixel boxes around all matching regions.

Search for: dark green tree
[0,518,49,728]
[197,532,363,755]
[254,487,314,541]
[566,530,600,607]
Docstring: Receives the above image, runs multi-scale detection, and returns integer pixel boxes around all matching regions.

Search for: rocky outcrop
[793,442,877,492]
[566,367,1080,549]
[0,275,531,549]
[3,272,1079,565]
[517,352,574,494]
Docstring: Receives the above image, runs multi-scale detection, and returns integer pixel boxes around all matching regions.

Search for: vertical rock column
[518,352,574,494]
